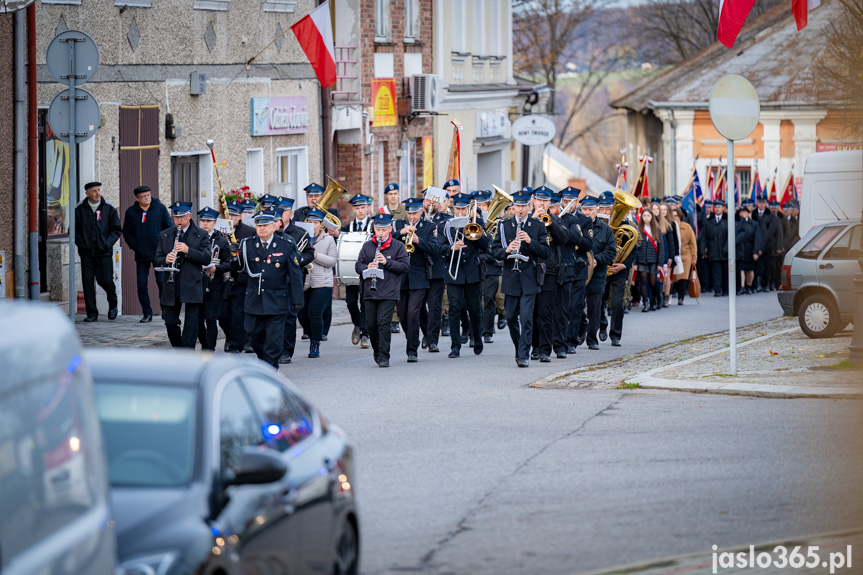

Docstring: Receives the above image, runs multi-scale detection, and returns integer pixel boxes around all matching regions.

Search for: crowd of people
[71,177,801,369]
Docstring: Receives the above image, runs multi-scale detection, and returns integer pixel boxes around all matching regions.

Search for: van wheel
[798,294,841,338]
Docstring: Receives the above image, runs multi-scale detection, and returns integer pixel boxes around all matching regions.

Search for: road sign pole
[67,39,77,321]
[727,139,736,375]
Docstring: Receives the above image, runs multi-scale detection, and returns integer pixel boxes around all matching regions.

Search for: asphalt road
[284,291,863,575]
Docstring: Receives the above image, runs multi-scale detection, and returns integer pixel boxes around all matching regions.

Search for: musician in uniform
[275,197,316,364]
[475,191,505,343]
[598,192,637,347]
[394,198,436,362]
[444,178,460,198]
[580,196,616,350]
[493,191,551,367]
[234,209,304,368]
[196,207,233,351]
[529,186,569,362]
[218,201,257,352]
[551,190,583,358]
[422,189,451,352]
[342,194,373,349]
[294,182,341,235]
[154,201,211,348]
[439,192,489,358]
[258,193,277,210]
[355,213,411,367]
[563,188,593,354]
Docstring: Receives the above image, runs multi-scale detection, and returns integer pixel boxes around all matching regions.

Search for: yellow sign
[372,79,397,127]
[423,136,433,188]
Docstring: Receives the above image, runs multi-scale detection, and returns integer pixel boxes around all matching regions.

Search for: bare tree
[631,0,783,64]
[513,0,614,150]
[816,0,863,139]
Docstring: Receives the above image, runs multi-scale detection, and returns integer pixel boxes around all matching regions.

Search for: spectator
[671,206,697,305]
[736,207,758,294]
[703,199,729,297]
[75,182,122,322]
[122,185,173,322]
[635,209,666,312]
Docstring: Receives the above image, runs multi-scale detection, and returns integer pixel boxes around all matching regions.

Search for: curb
[626,327,863,399]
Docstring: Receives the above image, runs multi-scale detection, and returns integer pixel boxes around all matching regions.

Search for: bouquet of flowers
[225,186,257,205]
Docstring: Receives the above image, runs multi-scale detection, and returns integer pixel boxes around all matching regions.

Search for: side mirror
[226,447,287,486]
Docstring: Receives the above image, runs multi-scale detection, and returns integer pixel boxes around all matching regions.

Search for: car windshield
[796,225,845,259]
[94,383,197,488]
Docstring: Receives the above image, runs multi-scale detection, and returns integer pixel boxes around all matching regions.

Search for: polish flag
[291,2,337,89]
[793,0,821,30]
[716,0,758,48]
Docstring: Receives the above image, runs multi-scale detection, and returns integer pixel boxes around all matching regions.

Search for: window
[246,148,265,198]
[797,226,846,260]
[472,0,485,55]
[451,0,466,53]
[193,0,229,10]
[96,383,197,487]
[219,381,264,476]
[375,0,390,41]
[262,0,297,12]
[241,376,313,451]
[404,0,418,41]
[276,147,309,204]
[824,225,862,261]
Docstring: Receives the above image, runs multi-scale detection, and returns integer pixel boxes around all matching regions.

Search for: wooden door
[119,105,161,316]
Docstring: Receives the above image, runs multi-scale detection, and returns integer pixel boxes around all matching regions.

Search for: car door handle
[819,263,833,269]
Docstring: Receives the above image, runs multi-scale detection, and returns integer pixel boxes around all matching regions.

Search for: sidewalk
[74,298,353,348]
[531,317,862,399]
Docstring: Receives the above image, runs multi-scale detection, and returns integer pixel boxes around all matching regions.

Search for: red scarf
[643,227,658,252]
[372,233,392,250]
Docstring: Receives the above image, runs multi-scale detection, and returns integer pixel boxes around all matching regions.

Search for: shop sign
[372,79,397,127]
[423,137,434,188]
[251,97,309,136]
[511,115,556,146]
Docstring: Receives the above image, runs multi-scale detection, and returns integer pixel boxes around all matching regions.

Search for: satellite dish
[0,0,36,13]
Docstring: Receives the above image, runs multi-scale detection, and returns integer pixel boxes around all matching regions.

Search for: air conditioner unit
[410,74,441,114]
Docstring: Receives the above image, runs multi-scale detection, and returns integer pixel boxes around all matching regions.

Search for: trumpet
[203,240,220,292]
[404,226,416,254]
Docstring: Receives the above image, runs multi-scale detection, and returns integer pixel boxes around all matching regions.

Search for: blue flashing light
[264,423,281,438]
[67,355,82,374]
[211,527,220,537]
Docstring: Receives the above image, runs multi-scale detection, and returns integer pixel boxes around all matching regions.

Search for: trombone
[446,199,482,279]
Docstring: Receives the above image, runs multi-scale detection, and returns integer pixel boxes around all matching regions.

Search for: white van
[798,150,862,233]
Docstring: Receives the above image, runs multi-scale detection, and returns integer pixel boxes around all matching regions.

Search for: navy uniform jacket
[341,216,372,233]
[280,222,316,267]
[233,234,304,316]
[355,236,411,300]
[427,211,452,280]
[227,221,257,295]
[203,230,233,292]
[154,222,211,305]
[438,216,490,285]
[586,218,617,294]
[531,212,569,290]
[493,216,551,297]
[394,218,437,290]
[704,214,729,261]
[559,212,589,283]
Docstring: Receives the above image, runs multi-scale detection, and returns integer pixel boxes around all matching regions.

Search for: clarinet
[512,219,524,273]
[166,227,181,284]
[370,247,381,292]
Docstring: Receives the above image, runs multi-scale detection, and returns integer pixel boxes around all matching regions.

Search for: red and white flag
[793,0,821,30]
[716,0,758,48]
[291,2,337,89]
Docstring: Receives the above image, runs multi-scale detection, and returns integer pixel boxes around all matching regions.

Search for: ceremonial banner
[423,136,434,189]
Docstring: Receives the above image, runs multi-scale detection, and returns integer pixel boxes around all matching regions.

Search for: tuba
[317,176,350,229]
[606,188,641,276]
[484,185,513,238]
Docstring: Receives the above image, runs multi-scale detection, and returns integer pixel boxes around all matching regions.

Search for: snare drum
[335,231,370,286]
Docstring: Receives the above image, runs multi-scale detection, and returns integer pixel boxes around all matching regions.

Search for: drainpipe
[669,109,677,196]
[13,9,26,299]
[28,4,39,300]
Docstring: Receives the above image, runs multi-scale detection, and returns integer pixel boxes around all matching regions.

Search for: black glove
[291,303,303,313]
[230,242,239,254]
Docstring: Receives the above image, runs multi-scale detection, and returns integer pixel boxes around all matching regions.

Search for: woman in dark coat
[635,209,666,311]
[736,208,758,294]
[658,203,678,307]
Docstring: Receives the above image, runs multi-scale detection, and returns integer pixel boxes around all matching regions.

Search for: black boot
[308,340,320,358]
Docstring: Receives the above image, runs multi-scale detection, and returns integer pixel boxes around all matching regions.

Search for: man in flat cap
[75,182,122,322]
[122,185,173,322]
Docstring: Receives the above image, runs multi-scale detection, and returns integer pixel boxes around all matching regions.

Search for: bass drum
[335,231,370,286]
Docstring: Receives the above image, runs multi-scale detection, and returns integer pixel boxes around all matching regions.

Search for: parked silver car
[0,302,117,575]
[779,219,861,338]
